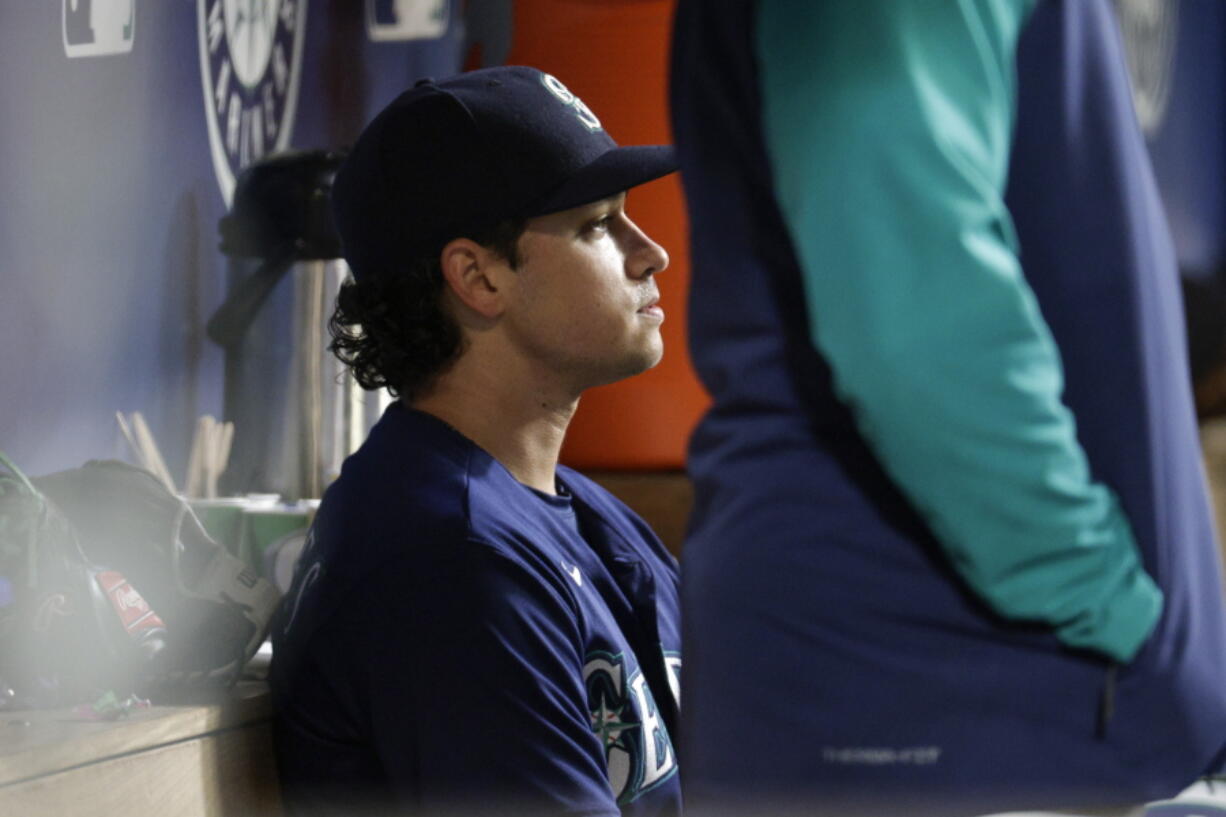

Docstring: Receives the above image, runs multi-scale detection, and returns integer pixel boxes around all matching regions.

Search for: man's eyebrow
[593,192,627,210]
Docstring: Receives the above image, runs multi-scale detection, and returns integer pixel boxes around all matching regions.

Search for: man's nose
[625,218,669,279]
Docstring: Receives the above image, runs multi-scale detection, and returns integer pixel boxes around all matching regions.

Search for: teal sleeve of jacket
[755,0,1162,662]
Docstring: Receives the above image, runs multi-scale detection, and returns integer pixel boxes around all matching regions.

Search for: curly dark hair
[329,219,526,401]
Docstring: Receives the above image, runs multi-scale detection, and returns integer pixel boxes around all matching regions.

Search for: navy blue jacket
[270,404,681,816]
[672,1,1226,813]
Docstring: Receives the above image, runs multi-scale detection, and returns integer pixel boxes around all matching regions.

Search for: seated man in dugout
[269,66,682,817]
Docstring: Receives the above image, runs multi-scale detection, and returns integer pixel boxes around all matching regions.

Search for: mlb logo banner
[63,0,135,58]
[367,0,449,42]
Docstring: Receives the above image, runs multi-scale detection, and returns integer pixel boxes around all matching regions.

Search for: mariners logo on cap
[197,0,308,204]
[540,73,602,133]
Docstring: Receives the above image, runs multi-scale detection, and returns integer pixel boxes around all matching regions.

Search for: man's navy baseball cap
[331,65,678,283]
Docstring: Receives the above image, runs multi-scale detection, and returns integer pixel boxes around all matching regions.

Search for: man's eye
[586,215,613,234]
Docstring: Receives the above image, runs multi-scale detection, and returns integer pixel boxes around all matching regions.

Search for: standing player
[672,1,1226,815]
[270,66,681,817]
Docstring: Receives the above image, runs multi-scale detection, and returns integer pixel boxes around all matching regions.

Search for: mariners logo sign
[197,0,308,204]
[584,651,678,804]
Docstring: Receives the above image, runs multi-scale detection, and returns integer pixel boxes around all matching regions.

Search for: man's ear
[439,238,510,320]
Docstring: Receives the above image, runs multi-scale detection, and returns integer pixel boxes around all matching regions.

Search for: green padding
[242,509,310,575]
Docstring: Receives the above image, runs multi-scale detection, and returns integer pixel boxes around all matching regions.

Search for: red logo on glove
[96,571,166,634]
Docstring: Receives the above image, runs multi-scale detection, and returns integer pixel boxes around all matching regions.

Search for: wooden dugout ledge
[0,681,281,817]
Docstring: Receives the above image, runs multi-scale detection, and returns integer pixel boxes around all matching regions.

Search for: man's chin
[634,339,665,375]
[588,344,665,389]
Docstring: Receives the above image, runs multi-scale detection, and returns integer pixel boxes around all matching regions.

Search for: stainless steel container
[282,258,387,499]
[210,151,388,500]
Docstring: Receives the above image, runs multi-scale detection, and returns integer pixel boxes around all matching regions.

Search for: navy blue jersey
[673,0,1226,813]
[270,404,681,817]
